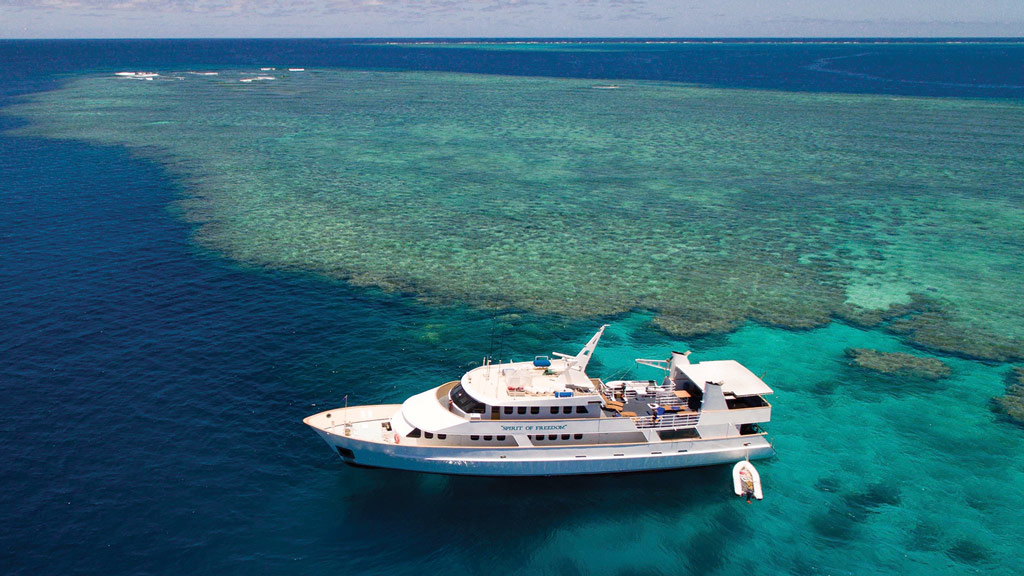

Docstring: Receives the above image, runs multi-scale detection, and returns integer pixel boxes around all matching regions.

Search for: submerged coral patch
[992,367,1024,426]
[845,348,952,380]
[6,70,1024,361]
[945,537,992,566]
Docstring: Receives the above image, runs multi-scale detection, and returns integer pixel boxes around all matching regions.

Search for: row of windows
[534,434,584,441]
[409,429,448,440]
[466,433,585,442]
[469,435,507,442]
[414,432,587,442]
[501,405,589,415]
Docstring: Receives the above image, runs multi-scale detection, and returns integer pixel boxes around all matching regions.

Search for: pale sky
[1,0,1023,39]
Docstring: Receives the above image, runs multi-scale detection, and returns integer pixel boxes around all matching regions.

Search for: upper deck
[461,357,599,406]
[458,324,609,407]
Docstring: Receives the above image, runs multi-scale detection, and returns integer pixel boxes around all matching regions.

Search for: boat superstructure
[304,325,774,476]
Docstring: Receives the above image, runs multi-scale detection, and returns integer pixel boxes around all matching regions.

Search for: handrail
[632,413,699,429]
[700,403,772,415]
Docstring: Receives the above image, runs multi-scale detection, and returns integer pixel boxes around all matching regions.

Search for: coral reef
[845,348,952,380]
[7,70,1024,361]
[840,294,1023,363]
[992,367,1024,425]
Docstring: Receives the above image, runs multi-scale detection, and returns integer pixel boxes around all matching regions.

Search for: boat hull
[311,426,774,477]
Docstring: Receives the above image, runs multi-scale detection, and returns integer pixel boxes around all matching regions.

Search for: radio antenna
[487,315,496,366]
[496,316,507,366]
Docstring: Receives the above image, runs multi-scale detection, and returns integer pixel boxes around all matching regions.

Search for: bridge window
[424,432,433,439]
[563,407,572,414]
[408,428,422,438]
[550,407,559,414]
[517,407,526,415]
[576,406,588,414]
[504,407,513,415]
[451,383,485,414]
[530,407,540,415]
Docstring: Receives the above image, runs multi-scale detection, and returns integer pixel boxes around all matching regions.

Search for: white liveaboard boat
[304,325,775,476]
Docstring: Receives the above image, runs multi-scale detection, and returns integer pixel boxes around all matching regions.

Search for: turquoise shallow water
[2,40,1022,575]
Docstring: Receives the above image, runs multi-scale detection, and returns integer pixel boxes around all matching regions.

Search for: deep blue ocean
[2,40,1023,575]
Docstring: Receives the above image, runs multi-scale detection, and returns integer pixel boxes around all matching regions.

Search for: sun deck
[461,358,598,404]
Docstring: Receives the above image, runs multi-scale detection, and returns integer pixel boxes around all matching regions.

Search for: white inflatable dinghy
[733,460,763,501]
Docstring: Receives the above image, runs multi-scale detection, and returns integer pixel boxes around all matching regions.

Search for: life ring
[394,433,400,444]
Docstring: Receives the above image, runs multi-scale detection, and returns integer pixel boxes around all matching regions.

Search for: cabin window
[517,407,526,414]
[534,435,543,441]
[561,434,570,440]
[451,384,485,414]
[424,432,433,439]
[550,407,559,414]
[470,435,480,441]
[437,434,447,440]
[573,434,583,440]
[504,407,513,415]
[484,435,493,441]
[530,407,539,415]
[575,406,588,414]
[497,435,506,441]
[563,406,572,414]
[408,428,422,438]
[548,434,557,441]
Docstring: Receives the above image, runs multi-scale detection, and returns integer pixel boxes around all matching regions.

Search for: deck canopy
[677,360,773,397]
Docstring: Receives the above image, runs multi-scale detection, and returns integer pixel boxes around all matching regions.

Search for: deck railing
[632,412,699,429]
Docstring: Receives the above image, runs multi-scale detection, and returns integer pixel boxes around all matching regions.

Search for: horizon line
[3,36,1024,42]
